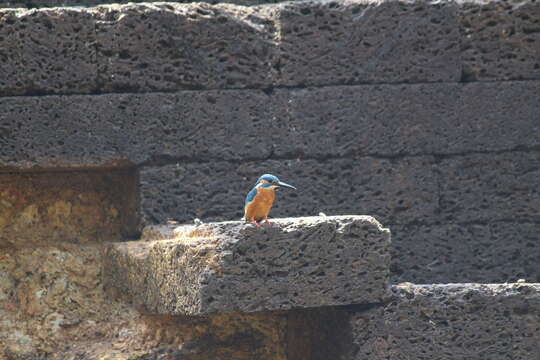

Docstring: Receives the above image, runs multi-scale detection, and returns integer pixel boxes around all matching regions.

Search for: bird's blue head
[256,174,296,190]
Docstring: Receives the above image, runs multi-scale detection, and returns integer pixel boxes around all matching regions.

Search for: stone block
[0,90,286,169]
[103,216,391,315]
[277,0,460,87]
[95,3,277,92]
[351,284,540,359]
[390,222,540,284]
[0,8,97,96]
[0,0,286,7]
[460,0,540,81]
[140,156,438,225]
[438,152,540,223]
[2,81,539,169]
[284,81,540,157]
[0,245,290,359]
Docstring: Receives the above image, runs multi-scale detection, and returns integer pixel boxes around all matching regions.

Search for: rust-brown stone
[0,168,139,248]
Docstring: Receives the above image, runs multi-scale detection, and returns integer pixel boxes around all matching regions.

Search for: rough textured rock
[438,152,540,223]
[95,3,277,92]
[0,0,289,7]
[0,90,285,169]
[0,245,289,359]
[0,8,97,96]
[2,81,539,170]
[104,216,391,315]
[277,0,461,87]
[285,81,540,157]
[1,0,540,96]
[390,221,540,284]
[460,0,540,81]
[0,168,139,248]
[351,284,540,359]
[139,157,438,225]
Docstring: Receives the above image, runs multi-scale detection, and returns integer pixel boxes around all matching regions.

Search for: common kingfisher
[244,174,296,226]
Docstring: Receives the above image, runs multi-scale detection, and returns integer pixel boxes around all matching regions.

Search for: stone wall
[349,283,540,359]
[1,0,539,284]
[0,0,280,9]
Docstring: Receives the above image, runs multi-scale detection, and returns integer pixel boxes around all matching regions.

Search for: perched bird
[244,174,296,226]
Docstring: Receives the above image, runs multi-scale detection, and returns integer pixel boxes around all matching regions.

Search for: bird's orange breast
[244,187,275,221]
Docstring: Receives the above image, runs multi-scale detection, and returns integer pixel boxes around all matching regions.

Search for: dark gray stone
[438,152,540,223]
[460,0,540,82]
[95,3,277,92]
[139,156,438,225]
[285,81,540,157]
[0,8,97,96]
[1,81,539,170]
[277,0,461,87]
[0,90,285,169]
[390,222,540,284]
[351,284,540,360]
[104,216,391,315]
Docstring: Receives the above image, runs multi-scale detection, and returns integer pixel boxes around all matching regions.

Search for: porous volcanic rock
[285,81,540,157]
[460,0,540,81]
[0,8,98,96]
[104,216,391,315]
[277,0,461,86]
[95,3,278,92]
[139,156,438,225]
[2,81,539,170]
[0,90,286,169]
[0,0,288,7]
[0,245,289,359]
[350,283,540,359]
[438,152,540,223]
[390,221,540,284]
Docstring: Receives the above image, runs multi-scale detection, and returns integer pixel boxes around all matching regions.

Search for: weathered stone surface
[438,152,540,223]
[2,81,538,170]
[0,168,139,248]
[0,8,97,96]
[390,222,540,284]
[285,81,540,157]
[1,0,540,97]
[104,216,391,315]
[0,90,285,169]
[277,0,460,87]
[140,156,438,225]
[351,284,540,360]
[95,3,277,92]
[0,245,288,359]
[460,0,540,81]
[0,0,289,8]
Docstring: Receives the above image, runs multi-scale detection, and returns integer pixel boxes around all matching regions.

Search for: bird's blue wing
[245,187,258,204]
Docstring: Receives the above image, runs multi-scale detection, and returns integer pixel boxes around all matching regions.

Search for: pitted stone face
[350,283,540,360]
[104,215,391,315]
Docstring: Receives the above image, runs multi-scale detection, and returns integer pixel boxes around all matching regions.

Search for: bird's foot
[263,219,272,226]
[250,220,261,227]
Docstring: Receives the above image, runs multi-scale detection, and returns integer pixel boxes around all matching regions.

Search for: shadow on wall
[0,166,140,249]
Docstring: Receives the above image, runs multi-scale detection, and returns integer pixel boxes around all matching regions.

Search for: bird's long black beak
[277,181,296,190]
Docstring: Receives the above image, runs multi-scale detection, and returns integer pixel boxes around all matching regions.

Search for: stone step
[103,215,391,315]
[348,283,540,359]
